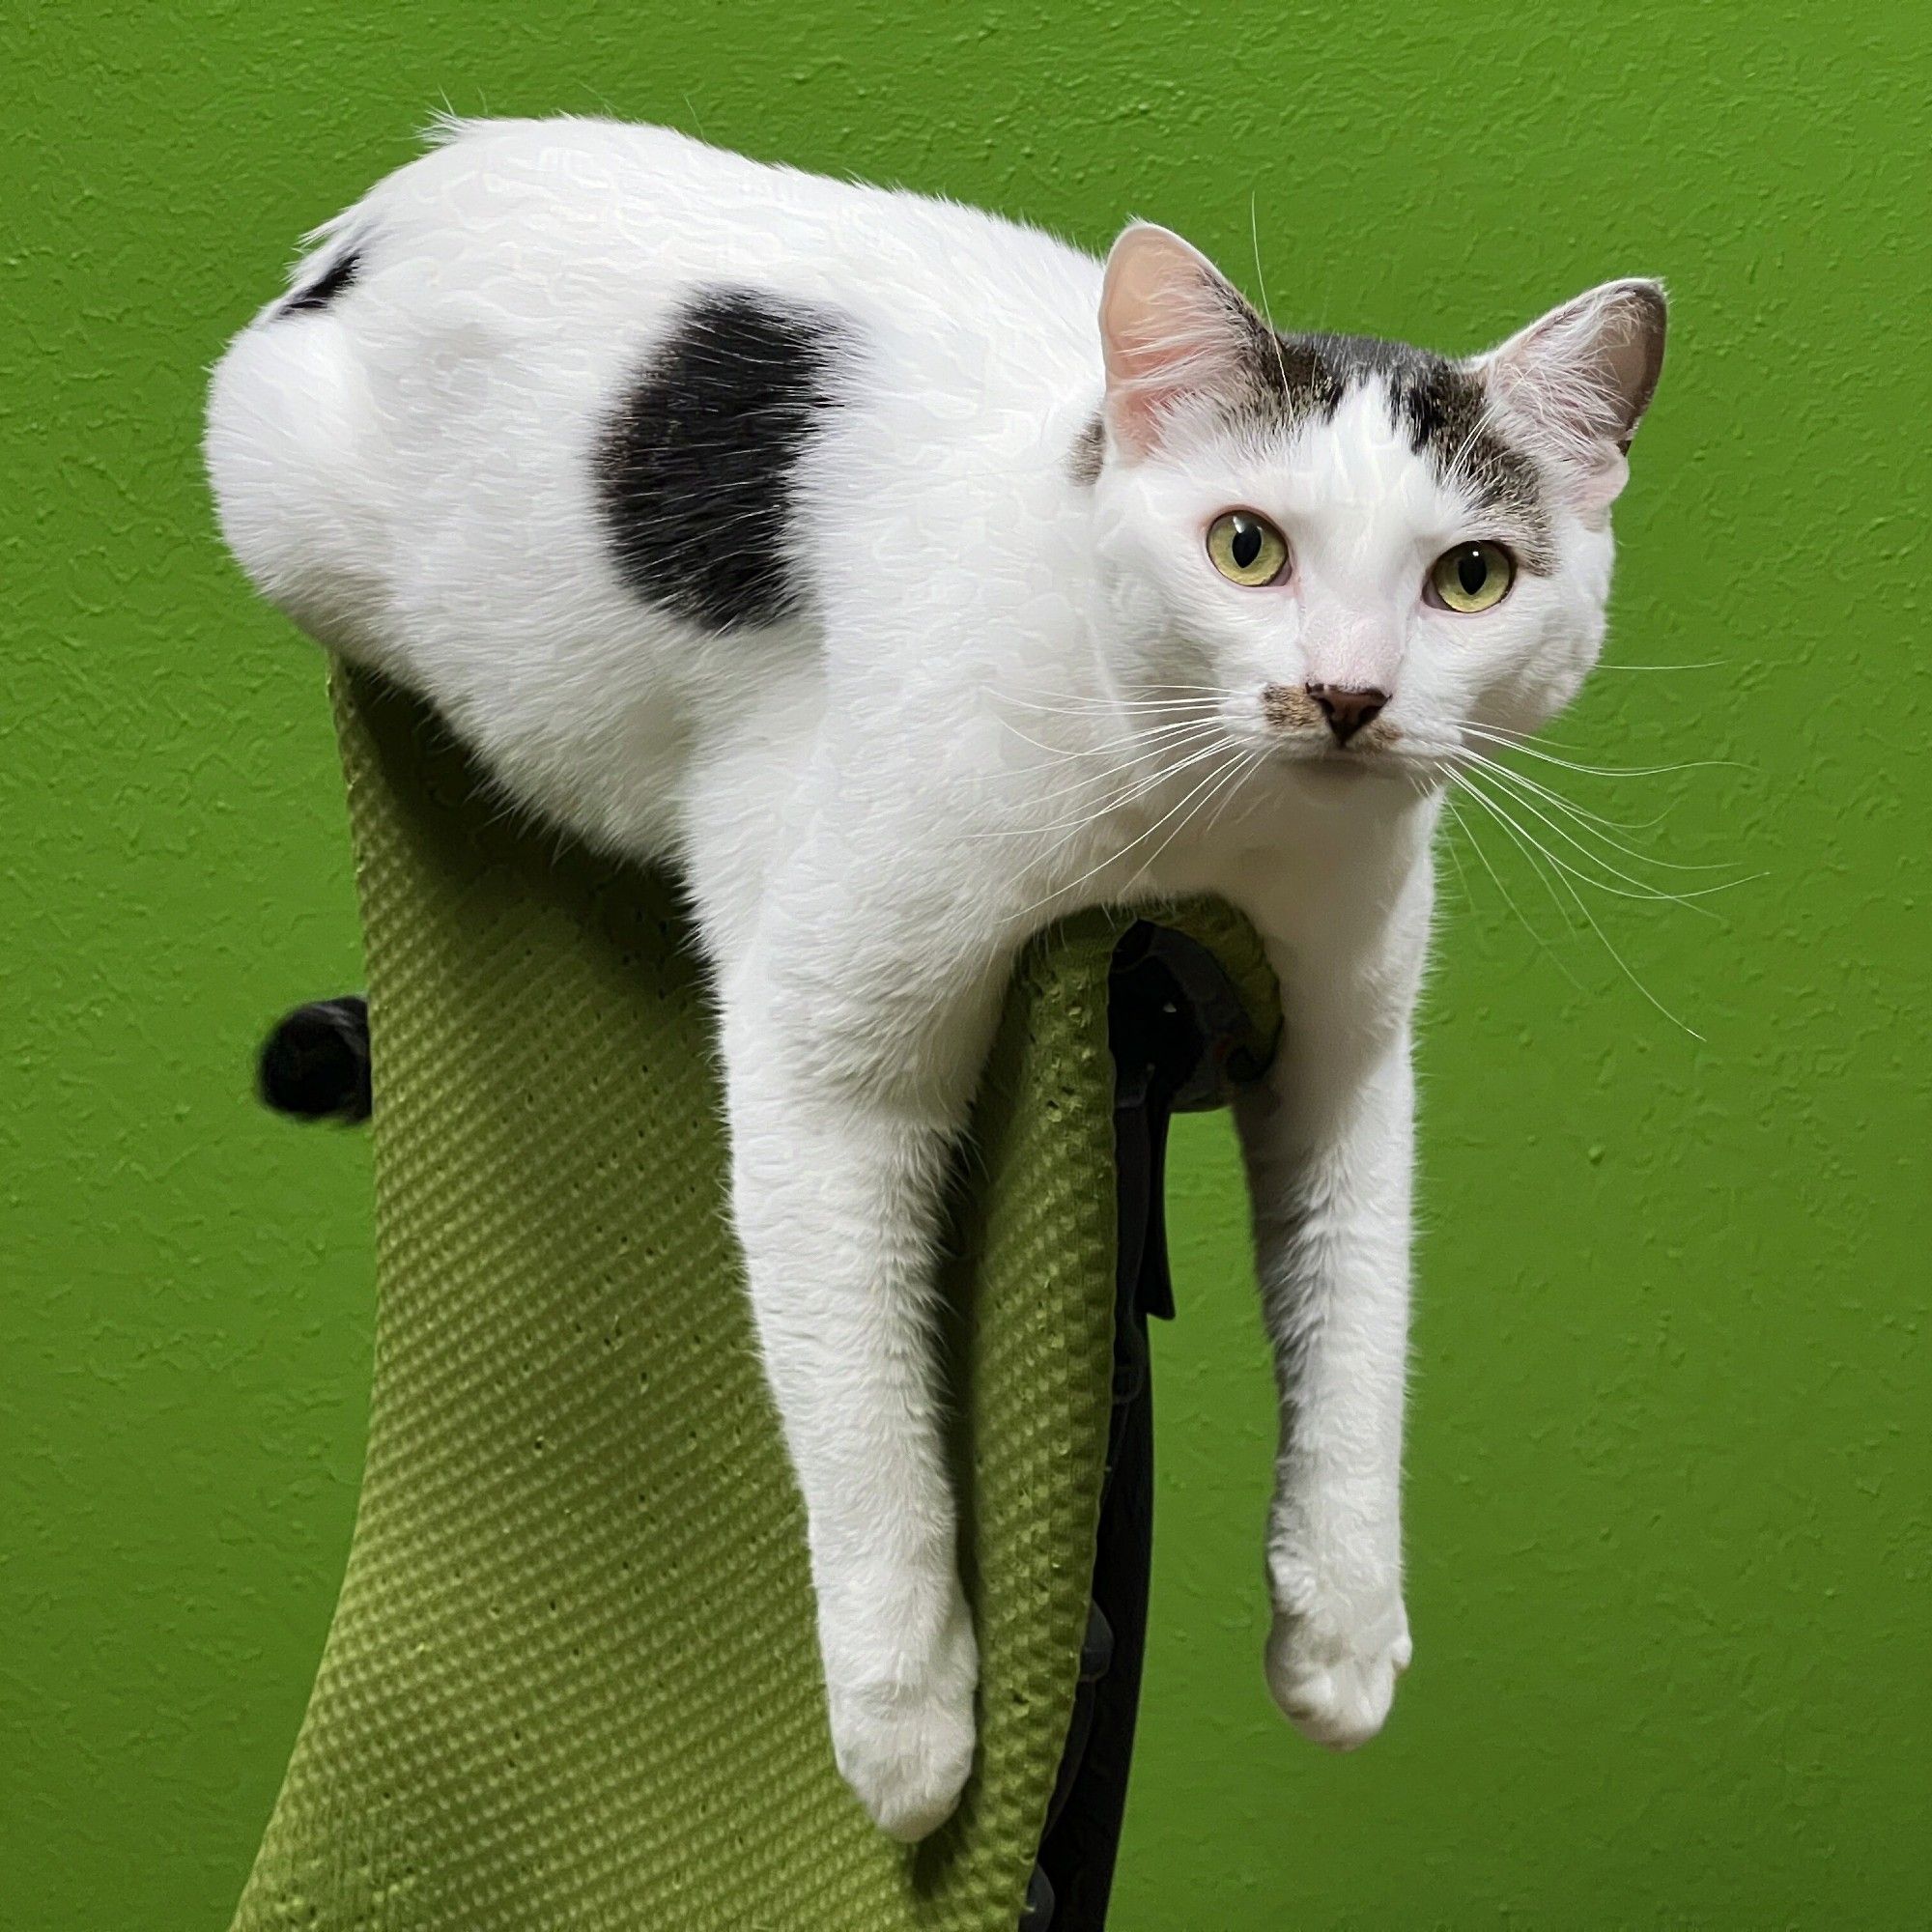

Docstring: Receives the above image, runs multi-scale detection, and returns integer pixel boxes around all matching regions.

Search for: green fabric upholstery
[231,669,1275,1931]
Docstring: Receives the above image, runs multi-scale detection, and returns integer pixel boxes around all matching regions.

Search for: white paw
[826,1620,979,1841]
[1264,1599,1411,1751]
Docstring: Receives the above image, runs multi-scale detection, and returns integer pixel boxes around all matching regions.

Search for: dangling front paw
[1264,1592,1411,1751]
[825,1612,979,1840]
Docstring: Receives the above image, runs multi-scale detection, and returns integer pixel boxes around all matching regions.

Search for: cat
[205,115,1665,1841]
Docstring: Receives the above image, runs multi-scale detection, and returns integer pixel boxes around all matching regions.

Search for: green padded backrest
[231,668,1274,1932]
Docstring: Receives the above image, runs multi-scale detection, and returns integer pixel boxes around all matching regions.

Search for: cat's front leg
[1236,899,1427,1751]
[714,899,1008,1841]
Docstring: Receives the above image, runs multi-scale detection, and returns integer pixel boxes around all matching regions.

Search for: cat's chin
[1280,749,1421,787]
[1258,752,1442,819]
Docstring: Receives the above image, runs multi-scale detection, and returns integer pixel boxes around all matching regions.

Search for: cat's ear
[1473,279,1667,514]
[1099,222,1271,462]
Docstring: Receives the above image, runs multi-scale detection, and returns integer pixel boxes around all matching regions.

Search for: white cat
[205,115,1665,1841]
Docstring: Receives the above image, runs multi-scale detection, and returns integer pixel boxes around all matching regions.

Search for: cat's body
[207,116,1664,1840]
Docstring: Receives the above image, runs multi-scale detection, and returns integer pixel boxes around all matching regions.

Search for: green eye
[1207,511,1290,586]
[1429,541,1515,613]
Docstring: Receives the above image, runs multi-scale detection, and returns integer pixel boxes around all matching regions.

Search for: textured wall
[2,2,1924,1926]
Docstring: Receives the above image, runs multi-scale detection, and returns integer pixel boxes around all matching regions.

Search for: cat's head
[1085,224,1664,780]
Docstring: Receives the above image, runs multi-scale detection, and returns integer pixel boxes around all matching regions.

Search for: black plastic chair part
[257,995,372,1123]
[1020,921,1267,1931]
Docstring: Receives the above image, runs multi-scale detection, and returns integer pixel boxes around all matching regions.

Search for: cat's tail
[258,996,371,1125]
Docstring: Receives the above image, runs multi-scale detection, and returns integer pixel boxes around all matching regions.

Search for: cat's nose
[1306,683,1389,745]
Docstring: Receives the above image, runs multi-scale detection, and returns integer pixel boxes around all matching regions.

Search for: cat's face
[1087,225,1664,783]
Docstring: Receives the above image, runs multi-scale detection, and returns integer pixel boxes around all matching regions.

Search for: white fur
[205,116,1659,1838]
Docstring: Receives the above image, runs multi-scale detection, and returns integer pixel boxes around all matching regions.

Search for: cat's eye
[1206,511,1290,587]
[1427,541,1515,613]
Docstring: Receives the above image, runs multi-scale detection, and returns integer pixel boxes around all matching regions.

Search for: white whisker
[1440,791,1586,992]
[1459,724,1742,781]
[1131,741,1262,885]
[995,710,1225,771]
[1423,772,1478,918]
[980,722,1233,838]
[1596,659,1727,673]
[1452,775,1704,1039]
[1011,737,1242,923]
[1457,749,1744,873]
[1453,768,1733,914]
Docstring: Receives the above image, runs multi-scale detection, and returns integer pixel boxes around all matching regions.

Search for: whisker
[980,722,1233,837]
[1452,776,1704,1039]
[1028,730,1240,856]
[1457,749,1744,872]
[1012,736,1241,922]
[1210,747,1271,835]
[1596,659,1728,673]
[1423,773,1479,918]
[1443,740,1665,832]
[1131,741,1262,885]
[1000,689,1234,719]
[1459,724,1743,781]
[1440,385,1514,500]
[1453,769,1735,915]
[1452,720,1589,754]
[996,711,1225,771]
[1248,188,1293,406]
[1439,791,1587,991]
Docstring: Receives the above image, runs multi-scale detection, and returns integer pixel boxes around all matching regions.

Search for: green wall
[3,3,1924,1924]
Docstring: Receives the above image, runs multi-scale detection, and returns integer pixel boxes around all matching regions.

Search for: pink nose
[1306,684,1389,745]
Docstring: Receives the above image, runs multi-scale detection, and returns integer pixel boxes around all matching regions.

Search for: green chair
[233,668,1276,1931]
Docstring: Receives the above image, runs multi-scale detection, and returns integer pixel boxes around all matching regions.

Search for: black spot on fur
[596,289,845,631]
[1067,412,1106,485]
[258,997,371,1124]
[279,249,359,317]
[1251,330,1350,423]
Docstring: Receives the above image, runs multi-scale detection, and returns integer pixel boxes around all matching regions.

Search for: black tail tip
[258,997,371,1124]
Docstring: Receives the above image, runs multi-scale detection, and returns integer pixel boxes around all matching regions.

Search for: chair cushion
[231,668,1275,1932]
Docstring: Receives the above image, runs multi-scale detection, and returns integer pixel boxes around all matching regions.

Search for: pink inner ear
[1099,225,1255,460]
[1478,280,1665,508]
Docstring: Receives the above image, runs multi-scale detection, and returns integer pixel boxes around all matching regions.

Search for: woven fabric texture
[231,669,1274,1932]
